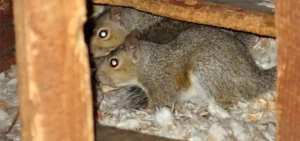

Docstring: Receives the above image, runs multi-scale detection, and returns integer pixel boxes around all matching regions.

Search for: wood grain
[12,0,94,141]
[275,0,300,140]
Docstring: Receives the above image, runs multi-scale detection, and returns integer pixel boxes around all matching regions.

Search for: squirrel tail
[259,66,277,90]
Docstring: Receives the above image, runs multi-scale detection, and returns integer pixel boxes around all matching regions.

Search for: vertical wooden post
[0,0,15,72]
[275,0,300,140]
[13,0,94,141]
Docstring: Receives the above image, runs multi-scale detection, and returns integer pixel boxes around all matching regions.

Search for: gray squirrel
[89,5,198,58]
[90,5,164,57]
[91,4,277,109]
[95,25,276,109]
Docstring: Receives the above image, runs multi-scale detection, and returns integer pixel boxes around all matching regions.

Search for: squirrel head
[90,7,128,58]
[96,32,141,87]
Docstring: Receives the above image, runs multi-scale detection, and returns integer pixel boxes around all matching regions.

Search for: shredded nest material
[97,86,276,141]
[0,65,20,141]
[0,65,276,141]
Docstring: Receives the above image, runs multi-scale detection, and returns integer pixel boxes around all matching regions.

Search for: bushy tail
[259,67,277,91]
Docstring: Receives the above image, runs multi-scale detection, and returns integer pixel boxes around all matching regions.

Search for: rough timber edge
[92,0,276,37]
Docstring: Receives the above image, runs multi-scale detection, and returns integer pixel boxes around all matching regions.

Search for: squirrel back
[96,24,276,109]
[139,18,196,44]
[221,29,277,70]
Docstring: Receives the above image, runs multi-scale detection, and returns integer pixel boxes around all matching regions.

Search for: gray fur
[140,18,196,44]
[122,8,163,32]
[221,29,277,70]
[120,85,148,109]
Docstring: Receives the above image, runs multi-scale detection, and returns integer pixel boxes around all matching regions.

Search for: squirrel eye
[110,58,119,68]
[98,29,108,39]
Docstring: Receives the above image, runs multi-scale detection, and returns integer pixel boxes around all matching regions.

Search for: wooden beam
[92,0,276,37]
[95,124,182,141]
[12,0,94,141]
[275,0,300,140]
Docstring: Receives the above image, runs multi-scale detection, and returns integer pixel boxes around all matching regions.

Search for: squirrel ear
[124,32,141,63]
[109,7,124,26]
